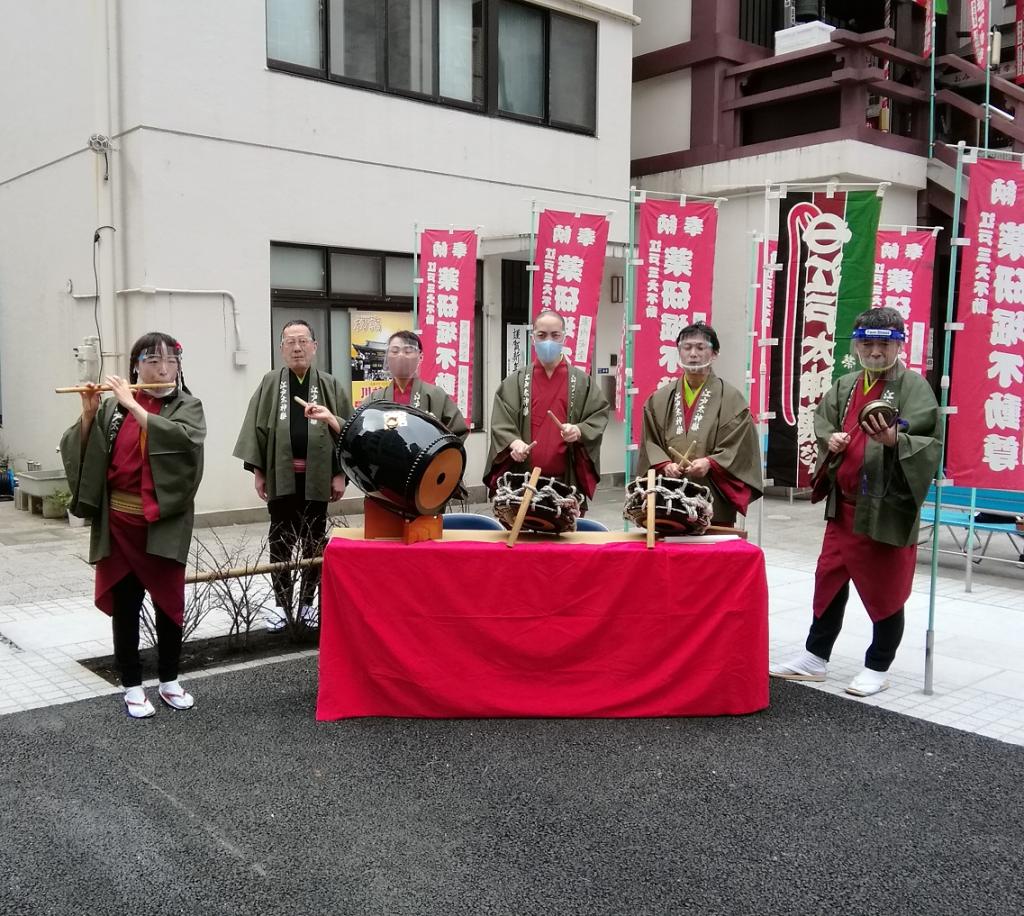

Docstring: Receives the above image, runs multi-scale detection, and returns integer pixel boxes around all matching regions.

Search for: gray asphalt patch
[2,658,1021,916]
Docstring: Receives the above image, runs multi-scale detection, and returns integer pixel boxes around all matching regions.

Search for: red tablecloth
[317,537,769,719]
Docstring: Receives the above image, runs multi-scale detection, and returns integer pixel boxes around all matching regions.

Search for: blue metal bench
[918,484,1024,589]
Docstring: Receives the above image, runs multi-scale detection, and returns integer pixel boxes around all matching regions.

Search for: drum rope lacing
[494,478,581,518]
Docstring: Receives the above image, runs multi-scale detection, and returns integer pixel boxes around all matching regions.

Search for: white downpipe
[116,288,246,362]
[92,0,120,371]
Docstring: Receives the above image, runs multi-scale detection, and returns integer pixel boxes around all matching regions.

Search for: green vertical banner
[766,187,882,487]
[830,190,883,378]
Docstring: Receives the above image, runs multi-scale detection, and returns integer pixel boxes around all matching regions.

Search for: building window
[271,243,484,427]
[266,0,596,134]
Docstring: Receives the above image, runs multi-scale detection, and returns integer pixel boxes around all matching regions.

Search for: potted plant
[45,487,84,526]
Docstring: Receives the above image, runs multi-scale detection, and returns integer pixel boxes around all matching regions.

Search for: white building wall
[0,1,637,514]
[631,72,692,162]
[632,0,690,56]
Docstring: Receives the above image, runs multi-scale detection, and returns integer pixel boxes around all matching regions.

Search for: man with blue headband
[771,307,942,697]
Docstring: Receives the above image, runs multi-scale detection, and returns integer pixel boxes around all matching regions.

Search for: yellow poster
[350,310,413,408]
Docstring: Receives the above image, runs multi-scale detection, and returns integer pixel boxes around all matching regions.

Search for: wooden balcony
[632,28,1024,177]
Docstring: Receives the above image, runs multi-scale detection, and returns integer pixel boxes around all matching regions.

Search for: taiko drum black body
[336,401,466,518]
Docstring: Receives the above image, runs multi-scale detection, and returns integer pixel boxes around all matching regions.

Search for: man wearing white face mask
[363,331,468,440]
[484,310,609,506]
[637,322,763,526]
[770,307,941,697]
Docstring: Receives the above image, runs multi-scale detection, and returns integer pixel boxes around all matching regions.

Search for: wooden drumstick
[293,395,309,409]
[55,382,174,394]
[507,466,542,548]
[645,468,657,549]
[668,442,696,469]
[547,410,564,429]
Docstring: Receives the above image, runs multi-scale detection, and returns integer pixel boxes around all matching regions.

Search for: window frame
[265,0,598,136]
[270,242,486,427]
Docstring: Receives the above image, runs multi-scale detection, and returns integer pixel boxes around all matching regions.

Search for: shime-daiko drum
[623,475,713,536]
[492,472,583,533]
[336,402,466,518]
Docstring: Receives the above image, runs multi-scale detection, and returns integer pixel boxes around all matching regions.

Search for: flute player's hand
[105,375,138,413]
[79,383,101,421]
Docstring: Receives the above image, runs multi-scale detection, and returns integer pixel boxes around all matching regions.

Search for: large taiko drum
[336,401,466,518]
[623,475,713,536]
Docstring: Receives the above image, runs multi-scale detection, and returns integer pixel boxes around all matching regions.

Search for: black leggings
[111,574,183,688]
[806,582,905,673]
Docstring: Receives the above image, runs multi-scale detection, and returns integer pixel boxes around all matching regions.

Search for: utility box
[774,21,835,56]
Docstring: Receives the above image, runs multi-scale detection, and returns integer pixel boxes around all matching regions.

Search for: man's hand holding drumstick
[509,439,538,463]
[664,443,700,479]
[547,410,581,444]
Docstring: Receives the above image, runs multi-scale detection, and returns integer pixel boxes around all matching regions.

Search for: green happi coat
[233,367,352,502]
[59,393,206,565]
[484,361,610,496]
[365,379,469,442]
[637,373,763,525]
[813,364,941,547]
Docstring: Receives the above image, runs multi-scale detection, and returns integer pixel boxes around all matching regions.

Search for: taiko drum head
[336,401,466,519]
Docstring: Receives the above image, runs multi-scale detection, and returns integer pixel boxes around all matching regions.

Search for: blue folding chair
[442,513,505,531]
[574,517,609,532]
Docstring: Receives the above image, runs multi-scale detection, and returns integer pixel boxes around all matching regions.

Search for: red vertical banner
[418,228,478,421]
[968,0,989,69]
[531,209,609,372]
[750,239,778,423]
[947,159,1024,489]
[872,229,937,376]
[628,198,719,446]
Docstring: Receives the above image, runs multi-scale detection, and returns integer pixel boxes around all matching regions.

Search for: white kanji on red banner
[531,209,609,372]
[418,228,478,421]
[625,198,719,446]
[949,159,1024,488]
[872,229,937,376]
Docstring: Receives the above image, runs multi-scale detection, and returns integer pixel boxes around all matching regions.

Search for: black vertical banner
[765,193,813,488]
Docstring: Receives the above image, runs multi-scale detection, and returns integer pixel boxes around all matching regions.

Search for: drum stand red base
[363,498,442,544]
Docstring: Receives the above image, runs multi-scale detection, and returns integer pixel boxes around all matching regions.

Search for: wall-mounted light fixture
[610,275,624,303]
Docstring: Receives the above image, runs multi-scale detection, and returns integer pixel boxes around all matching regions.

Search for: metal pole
[412,222,420,330]
[925,140,967,695]
[984,3,994,151]
[756,182,773,548]
[928,0,936,158]
[623,187,638,530]
[527,199,538,320]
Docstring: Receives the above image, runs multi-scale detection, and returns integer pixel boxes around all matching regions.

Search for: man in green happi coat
[233,319,351,630]
[771,307,941,697]
[484,310,609,507]
[637,321,763,527]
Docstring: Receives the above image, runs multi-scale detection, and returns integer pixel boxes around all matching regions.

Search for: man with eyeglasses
[771,307,941,697]
[362,330,468,441]
[637,321,763,527]
[233,319,351,631]
[484,309,610,507]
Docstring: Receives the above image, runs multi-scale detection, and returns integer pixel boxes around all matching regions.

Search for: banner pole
[527,200,538,320]
[928,0,936,158]
[623,186,638,528]
[413,222,421,330]
[925,140,966,696]
[756,182,773,548]
[984,3,993,151]
[744,231,759,409]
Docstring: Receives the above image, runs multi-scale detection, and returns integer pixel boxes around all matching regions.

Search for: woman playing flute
[59,333,206,718]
